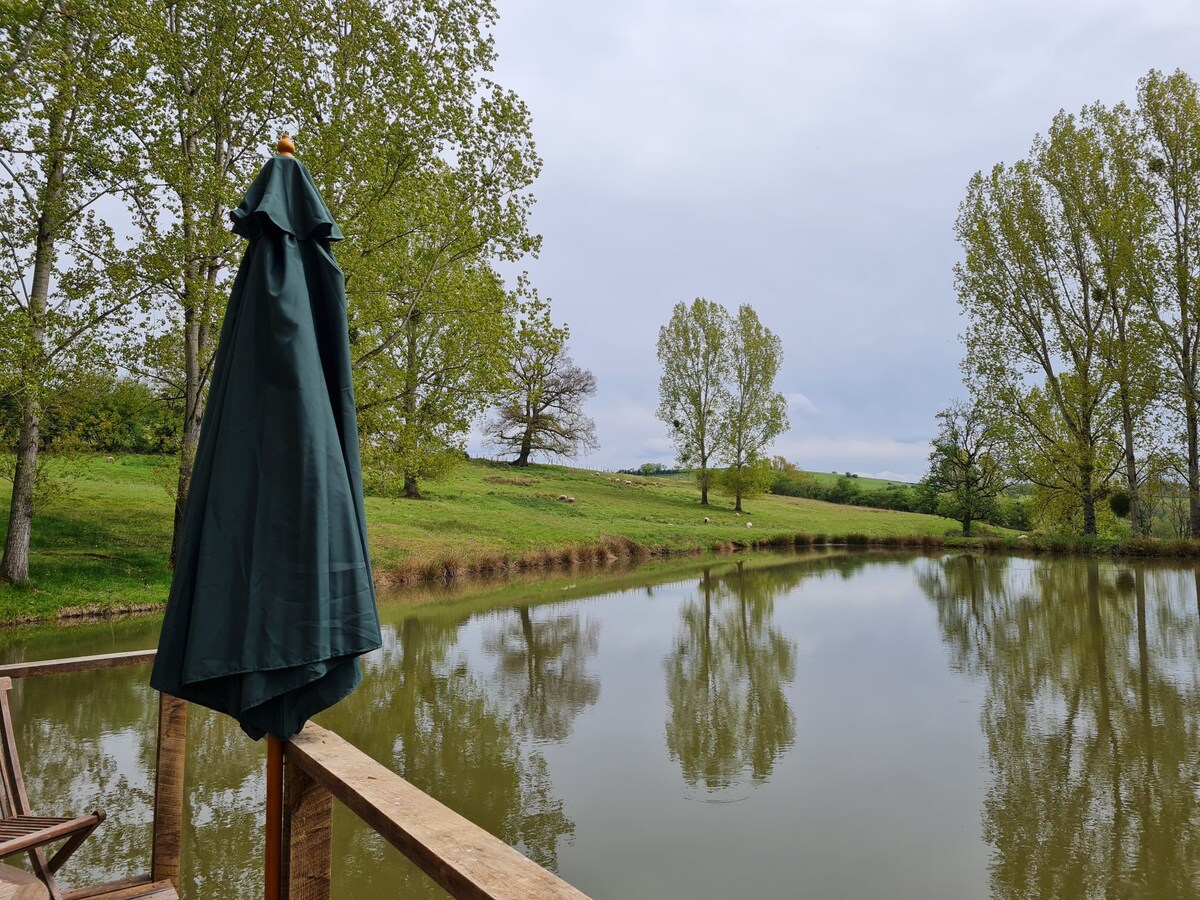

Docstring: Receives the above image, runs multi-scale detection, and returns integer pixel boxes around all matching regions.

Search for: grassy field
[0,454,969,623]
[800,471,914,489]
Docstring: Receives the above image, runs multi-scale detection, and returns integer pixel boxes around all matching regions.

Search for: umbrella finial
[277,133,296,157]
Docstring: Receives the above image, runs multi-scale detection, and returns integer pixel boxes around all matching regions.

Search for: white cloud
[787,392,817,415]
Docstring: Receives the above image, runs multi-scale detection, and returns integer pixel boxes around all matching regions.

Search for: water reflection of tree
[328,614,575,890]
[663,562,798,791]
[10,669,158,892]
[483,606,601,742]
[918,554,1200,899]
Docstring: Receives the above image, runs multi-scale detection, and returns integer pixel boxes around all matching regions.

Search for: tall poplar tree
[656,298,731,505]
[716,305,788,513]
[128,0,301,565]
[293,0,541,498]
[1136,69,1200,537]
[1041,105,1160,534]
[957,151,1124,535]
[0,0,144,583]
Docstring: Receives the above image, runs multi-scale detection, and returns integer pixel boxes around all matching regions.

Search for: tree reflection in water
[3,607,583,898]
[7,670,158,893]
[919,554,1200,899]
[483,606,601,743]
[663,561,799,791]
[332,614,577,883]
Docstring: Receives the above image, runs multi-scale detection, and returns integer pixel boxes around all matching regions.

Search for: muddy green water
[4,551,1200,899]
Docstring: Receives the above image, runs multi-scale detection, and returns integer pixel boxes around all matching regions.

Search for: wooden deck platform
[0,867,177,900]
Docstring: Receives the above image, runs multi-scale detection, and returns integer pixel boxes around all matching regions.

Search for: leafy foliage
[657,300,787,510]
[656,298,731,505]
[716,305,789,512]
[920,400,1009,536]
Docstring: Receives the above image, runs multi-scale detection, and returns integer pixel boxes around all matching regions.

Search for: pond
[4,550,1200,899]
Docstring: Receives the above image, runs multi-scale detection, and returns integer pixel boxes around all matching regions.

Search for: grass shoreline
[15,530,1200,629]
[3,454,1200,627]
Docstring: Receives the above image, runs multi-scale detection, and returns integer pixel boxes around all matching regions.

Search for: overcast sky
[471,0,1198,479]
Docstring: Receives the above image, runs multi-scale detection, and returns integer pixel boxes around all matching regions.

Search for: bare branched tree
[485,299,597,466]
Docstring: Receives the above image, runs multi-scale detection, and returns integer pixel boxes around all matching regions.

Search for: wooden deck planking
[62,880,176,900]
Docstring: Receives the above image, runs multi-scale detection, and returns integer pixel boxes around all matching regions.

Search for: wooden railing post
[282,753,333,900]
[150,693,187,889]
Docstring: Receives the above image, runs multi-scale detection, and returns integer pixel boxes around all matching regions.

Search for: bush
[0,375,183,455]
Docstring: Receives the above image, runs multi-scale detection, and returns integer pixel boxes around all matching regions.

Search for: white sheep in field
[624,479,632,485]
[557,494,569,501]
[735,512,740,517]
[746,522,753,528]
[703,516,710,524]
[567,496,576,503]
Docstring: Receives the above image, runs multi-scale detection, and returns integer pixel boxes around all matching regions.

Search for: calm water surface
[4,551,1200,899]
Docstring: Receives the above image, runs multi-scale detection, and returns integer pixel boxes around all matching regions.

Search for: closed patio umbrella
[150,134,382,897]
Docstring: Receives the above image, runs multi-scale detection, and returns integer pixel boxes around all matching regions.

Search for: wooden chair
[0,677,105,900]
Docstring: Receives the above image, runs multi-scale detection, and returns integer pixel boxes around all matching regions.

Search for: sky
[462,0,1200,479]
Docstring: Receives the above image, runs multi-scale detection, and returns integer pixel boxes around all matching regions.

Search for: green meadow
[0,454,968,624]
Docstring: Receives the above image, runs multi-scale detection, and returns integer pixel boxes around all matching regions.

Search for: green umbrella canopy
[151,150,382,741]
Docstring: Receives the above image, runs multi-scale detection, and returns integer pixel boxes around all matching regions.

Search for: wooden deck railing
[0,651,590,900]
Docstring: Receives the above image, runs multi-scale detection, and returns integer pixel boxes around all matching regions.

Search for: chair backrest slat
[0,675,32,819]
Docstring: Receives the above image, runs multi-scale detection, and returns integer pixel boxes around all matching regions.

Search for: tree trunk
[169,250,205,568]
[1081,464,1097,536]
[1,116,62,584]
[402,473,421,499]
[514,426,532,466]
[1119,395,1143,535]
[734,491,742,513]
[170,337,202,566]
[961,515,972,537]
[1,399,39,584]
[1187,399,1200,539]
[699,462,708,506]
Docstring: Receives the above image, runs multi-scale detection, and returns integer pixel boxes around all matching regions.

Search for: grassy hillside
[0,454,967,623]
[801,471,914,489]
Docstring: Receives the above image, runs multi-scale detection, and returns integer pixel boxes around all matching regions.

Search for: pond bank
[5,455,1200,626]
[15,528,1200,628]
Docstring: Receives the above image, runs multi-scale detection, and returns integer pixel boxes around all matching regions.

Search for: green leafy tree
[921,400,1010,536]
[485,298,598,466]
[1136,69,1200,537]
[355,264,515,497]
[126,0,303,564]
[717,459,774,509]
[657,299,731,505]
[1041,104,1161,536]
[293,0,541,498]
[957,144,1124,535]
[0,0,145,583]
[715,305,788,513]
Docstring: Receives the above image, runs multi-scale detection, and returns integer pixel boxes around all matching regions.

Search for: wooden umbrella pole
[265,734,284,900]
[265,132,292,900]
